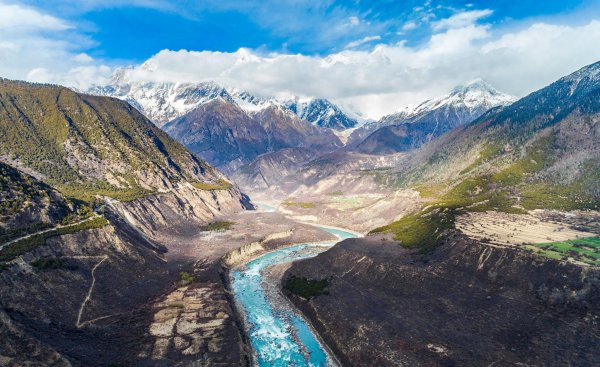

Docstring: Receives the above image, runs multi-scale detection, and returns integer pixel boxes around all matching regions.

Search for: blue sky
[16,0,600,61]
[2,0,600,117]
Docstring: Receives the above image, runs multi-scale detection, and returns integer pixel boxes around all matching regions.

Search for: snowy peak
[414,79,516,115]
[229,89,275,113]
[283,98,358,130]
[377,80,515,125]
[349,80,516,149]
[88,80,239,126]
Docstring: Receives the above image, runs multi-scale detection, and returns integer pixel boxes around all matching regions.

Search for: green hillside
[372,63,600,250]
[0,161,87,239]
[0,79,221,203]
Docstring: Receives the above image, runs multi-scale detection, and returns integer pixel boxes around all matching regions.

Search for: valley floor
[140,208,337,366]
[2,193,599,367]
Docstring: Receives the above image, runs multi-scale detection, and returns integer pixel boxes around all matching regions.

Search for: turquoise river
[230,224,357,366]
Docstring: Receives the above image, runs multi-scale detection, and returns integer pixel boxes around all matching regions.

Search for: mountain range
[1,57,599,367]
[88,72,520,181]
[229,80,516,193]
[88,71,362,130]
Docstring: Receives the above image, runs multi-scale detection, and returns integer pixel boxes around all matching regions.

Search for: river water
[230,226,357,366]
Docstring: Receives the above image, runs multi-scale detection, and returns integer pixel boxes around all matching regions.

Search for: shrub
[0,216,108,262]
[284,275,329,299]
[371,206,458,252]
[191,179,233,191]
[199,221,234,232]
[180,271,194,284]
[31,258,78,271]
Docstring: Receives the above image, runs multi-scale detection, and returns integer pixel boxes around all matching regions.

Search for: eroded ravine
[230,220,357,366]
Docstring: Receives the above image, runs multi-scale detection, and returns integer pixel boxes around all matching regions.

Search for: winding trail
[0,213,101,251]
[76,255,109,328]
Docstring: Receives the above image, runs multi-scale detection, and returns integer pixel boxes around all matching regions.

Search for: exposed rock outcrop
[108,183,251,240]
[222,229,294,267]
[0,207,171,366]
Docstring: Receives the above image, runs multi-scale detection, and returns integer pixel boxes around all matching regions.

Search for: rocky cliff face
[108,183,250,240]
[285,233,600,366]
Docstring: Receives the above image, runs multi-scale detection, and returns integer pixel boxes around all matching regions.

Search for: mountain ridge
[88,75,361,130]
[163,97,342,173]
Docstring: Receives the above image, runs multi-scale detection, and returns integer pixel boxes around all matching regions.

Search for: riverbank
[265,261,344,367]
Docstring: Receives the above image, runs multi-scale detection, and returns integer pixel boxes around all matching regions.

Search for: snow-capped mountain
[88,71,360,129]
[283,98,359,130]
[402,79,515,120]
[351,79,516,153]
[88,71,257,126]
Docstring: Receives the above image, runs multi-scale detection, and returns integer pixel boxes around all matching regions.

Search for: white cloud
[344,35,381,49]
[108,19,600,119]
[0,3,71,31]
[402,21,418,31]
[0,2,112,89]
[1,2,600,120]
[432,9,493,30]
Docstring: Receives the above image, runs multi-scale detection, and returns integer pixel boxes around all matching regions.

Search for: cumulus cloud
[106,19,600,118]
[0,3,72,31]
[0,1,112,89]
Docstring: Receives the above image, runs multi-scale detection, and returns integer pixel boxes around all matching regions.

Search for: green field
[525,237,600,265]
